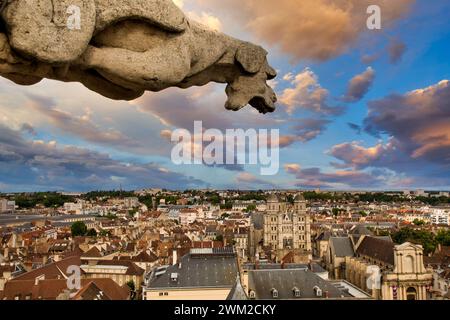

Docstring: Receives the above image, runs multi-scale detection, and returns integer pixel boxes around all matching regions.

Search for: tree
[391,228,437,255]
[286,194,294,204]
[71,221,87,237]
[126,280,135,291]
[436,230,450,246]
[86,228,97,237]
[138,195,153,209]
[99,230,111,237]
[413,219,425,226]
[106,213,117,220]
[332,208,340,217]
[126,280,136,300]
[220,202,232,210]
[220,213,230,220]
[215,235,224,242]
[359,211,368,217]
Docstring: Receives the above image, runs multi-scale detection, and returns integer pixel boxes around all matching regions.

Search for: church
[262,193,312,260]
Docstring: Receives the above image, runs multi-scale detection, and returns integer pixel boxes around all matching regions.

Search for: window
[313,286,322,297]
[164,292,169,296]
[159,292,164,296]
[249,290,256,299]
[293,287,301,298]
[404,255,415,273]
[271,289,279,298]
[406,287,417,300]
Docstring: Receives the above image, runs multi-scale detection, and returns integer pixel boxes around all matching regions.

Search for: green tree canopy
[391,228,437,255]
[436,229,450,246]
[86,228,97,237]
[71,221,87,237]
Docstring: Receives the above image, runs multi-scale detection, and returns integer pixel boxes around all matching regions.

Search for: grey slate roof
[243,262,326,273]
[373,236,393,242]
[148,253,238,289]
[226,276,248,300]
[329,237,355,257]
[251,212,264,230]
[349,224,374,236]
[316,231,331,241]
[248,269,351,299]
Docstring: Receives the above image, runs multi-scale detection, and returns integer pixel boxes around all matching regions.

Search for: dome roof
[294,193,305,202]
[266,194,279,202]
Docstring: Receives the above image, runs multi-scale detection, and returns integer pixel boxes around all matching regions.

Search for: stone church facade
[344,239,433,300]
[263,194,311,253]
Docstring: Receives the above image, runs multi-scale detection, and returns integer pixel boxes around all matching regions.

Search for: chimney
[172,249,177,266]
[34,275,44,286]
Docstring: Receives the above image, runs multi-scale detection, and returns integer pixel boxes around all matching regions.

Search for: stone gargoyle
[0,0,277,113]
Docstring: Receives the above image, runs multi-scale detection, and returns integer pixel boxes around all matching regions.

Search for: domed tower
[293,193,306,213]
[292,192,311,254]
[266,194,280,213]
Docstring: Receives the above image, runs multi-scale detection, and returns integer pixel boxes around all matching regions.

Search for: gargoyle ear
[266,64,277,80]
[236,42,267,74]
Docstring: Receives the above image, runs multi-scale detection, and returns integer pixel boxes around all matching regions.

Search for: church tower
[293,193,311,252]
[263,193,311,254]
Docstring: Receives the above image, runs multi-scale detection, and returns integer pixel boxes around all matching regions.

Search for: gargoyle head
[225,43,277,114]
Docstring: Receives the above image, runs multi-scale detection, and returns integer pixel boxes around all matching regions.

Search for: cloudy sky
[1,0,449,192]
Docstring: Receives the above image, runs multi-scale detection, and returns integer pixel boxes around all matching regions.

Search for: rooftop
[148,252,237,290]
[330,237,355,257]
[248,268,353,300]
[356,236,395,265]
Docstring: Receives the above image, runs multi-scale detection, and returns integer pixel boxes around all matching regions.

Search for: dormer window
[271,288,279,298]
[293,287,301,298]
[313,286,322,297]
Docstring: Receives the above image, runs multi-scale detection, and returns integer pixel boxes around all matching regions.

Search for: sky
[0,0,450,192]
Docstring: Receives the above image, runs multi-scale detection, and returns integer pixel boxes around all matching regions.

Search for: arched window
[406,287,417,300]
[404,255,415,273]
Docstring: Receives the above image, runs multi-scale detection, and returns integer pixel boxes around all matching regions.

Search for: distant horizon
[1,187,450,194]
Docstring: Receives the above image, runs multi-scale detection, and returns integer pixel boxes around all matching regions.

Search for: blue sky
[0,0,449,192]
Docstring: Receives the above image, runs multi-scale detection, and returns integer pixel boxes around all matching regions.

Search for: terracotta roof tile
[1,278,129,300]
[12,256,82,281]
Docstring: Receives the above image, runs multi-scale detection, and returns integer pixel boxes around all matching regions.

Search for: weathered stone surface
[4,0,96,63]
[0,0,277,113]
[94,0,187,33]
